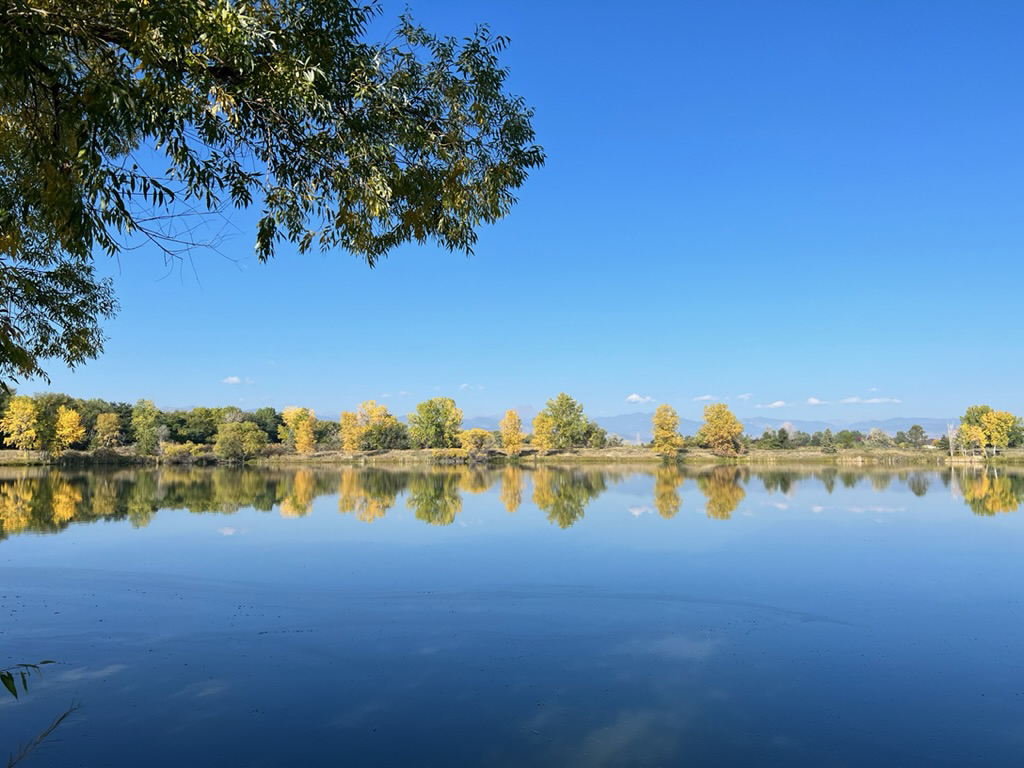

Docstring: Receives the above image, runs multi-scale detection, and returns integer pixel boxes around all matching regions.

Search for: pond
[2,465,1023,766]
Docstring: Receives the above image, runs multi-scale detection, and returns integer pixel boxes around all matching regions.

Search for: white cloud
[692,394,716,401]
[625,393,655,404]
[459,383,484,392]
[221,376,241,385]
[398,390,411,397]
[840,396,901,405]
[756,400,787,409]
[736,393,753,400]
[381,393,392,399]
[806,397,828,405]
[868,387,879,392]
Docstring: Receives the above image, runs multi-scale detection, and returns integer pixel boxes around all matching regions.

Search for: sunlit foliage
[0,396,39,451]
[696,404,744,457]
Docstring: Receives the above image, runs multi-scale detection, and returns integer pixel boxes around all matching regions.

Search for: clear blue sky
[26,0,1024,422]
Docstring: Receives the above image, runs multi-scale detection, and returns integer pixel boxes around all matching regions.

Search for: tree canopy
[0,0,544,385]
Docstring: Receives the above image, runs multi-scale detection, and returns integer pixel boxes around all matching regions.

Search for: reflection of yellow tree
[406,472,462,526]
[500,467,523,514]
[50,480,82,524]
[457,468,494,495]
[697,467,745,520]
[281,470,316,518]
[960,471,1022,516]
[531,468,605,529]
[0,478,37,534]
[653,466,684,519]
[338,470,402,523]
[90,476,119,519]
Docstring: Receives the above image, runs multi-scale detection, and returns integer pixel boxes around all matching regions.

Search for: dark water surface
[2,465,1023,766]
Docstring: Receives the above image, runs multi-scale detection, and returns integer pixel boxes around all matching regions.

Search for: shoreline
[2,446,1021,469]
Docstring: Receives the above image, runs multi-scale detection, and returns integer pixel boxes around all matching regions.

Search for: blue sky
[26,0,1024,422]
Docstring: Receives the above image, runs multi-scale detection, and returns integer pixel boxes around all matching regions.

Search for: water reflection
[1,464,1022,539]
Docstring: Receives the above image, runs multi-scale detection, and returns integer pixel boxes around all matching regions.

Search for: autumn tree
[0,396,39,451]
[0,2,543,386]
[280,407,317,454]
[650,405,684,458]
[532,411,555,454]
[499,410,525,456]
[957,423,985,457]
[131,399,160,455]
[408,398,463,448]
[458,428,496,461]
[980,411,1016,456]
[340,401,402,452]
[696,404,744,456]
[52,405,86,455]
[92,412,122,448]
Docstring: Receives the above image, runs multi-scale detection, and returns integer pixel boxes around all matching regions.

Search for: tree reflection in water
[697,467,746,520]
[531,467,606,529]
[1,464,1022,539]
[653,466,684,519]
[958,469,1024,516]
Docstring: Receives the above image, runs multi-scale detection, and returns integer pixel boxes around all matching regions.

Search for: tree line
[0,390,1020,463]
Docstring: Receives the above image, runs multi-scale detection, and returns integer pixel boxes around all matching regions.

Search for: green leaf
[1,671,18,698]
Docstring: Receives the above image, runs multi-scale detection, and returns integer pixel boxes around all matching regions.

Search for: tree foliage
[0,394,38,450]
[408,397,462,448]
[650,404,683,458]
[213,421,268,462]
[532,393,598,452]
[130,399,159,455]
[499,409,524,456]
[91,411,121,448]
[696,403,743,456]
[0,0,543,385]
[52,404,85,454]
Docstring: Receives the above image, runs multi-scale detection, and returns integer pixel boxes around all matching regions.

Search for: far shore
[2,446,1022,469]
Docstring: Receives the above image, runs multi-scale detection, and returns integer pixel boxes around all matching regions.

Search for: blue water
[1,466,1022,766]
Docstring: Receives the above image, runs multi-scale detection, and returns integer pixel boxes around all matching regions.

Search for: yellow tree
[957,423,985,457]
[980,410,1016,457]
[532,411,555,454]
[0,396,39,451]
[459,428,495,461]
[53,405,86,455]
[339,411,362,453]
[281,407,316,454]
[696,403,744,456]
[500,410,525,456]
[650,404,684,458]
[92,412,121,448]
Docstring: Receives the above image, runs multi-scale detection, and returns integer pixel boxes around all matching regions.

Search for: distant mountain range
[465,412,955,444]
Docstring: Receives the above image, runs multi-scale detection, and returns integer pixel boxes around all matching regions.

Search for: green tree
[214,422,269,462]
[408,398,463,448]
[962,405,993,429]
[866,428,895,450]
[534,393,591,451]
[906,424,927,449]
[650,405,684,458]
[360,421,410,451]
[131,399,160,456]
[821,428,837,454]
[0,1,542,386]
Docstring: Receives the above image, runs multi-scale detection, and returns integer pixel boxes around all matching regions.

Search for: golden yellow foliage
[50,479,82,524]
[697,467,745,519]
[650,404,684,458]
[339,411,362,453]
[0,478,35,533]
[500,466,523,513]
[52,405,86,455]
[1,396,39,451]
[499,410,524,456]
[654,466,684,518]
[980,410,1016,453]
[281,470,315,517]
[696,403,744,456]
[532,411,554,454]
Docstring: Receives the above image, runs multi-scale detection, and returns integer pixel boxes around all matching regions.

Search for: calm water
[2,465,1023,767]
